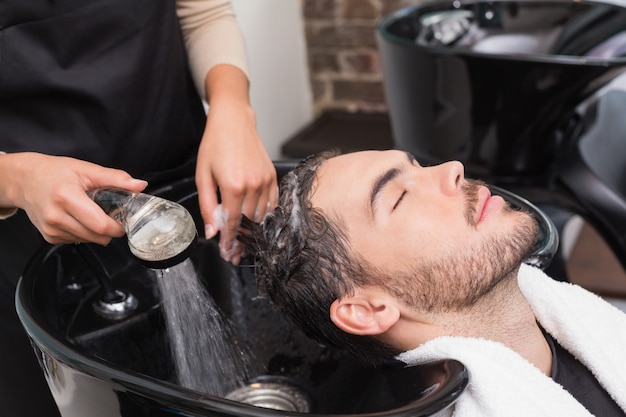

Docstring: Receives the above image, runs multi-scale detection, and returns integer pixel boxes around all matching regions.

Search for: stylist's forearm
[204,64,252,109]
[196,63,257,239]
[195,63,277,263]
[0,152,21,216]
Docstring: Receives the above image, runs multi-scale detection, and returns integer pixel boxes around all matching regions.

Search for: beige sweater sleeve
[177,0,250,100]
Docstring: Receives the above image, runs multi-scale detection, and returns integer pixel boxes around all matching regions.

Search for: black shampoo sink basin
[16,175,468,417]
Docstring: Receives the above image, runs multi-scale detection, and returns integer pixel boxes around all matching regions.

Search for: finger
[197,176,220,239]
[218,189,245,262]
[242,186,263,223]
[269,182,278,212]
[243,169,277,222]
[258,182,279,222]
[83,166,148,194]
[40,209,116,245]
[65,198,125,244]
[230,241,242,266]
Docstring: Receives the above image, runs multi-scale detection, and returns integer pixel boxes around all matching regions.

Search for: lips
[476,185,499,224]
[476,186,504,224]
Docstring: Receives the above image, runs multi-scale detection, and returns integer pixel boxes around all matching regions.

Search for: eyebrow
[369,152,416,218]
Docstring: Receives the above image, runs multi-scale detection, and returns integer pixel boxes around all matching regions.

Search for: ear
[330,292,400,336]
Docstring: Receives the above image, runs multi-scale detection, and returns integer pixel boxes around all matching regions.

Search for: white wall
[231,0,314,159]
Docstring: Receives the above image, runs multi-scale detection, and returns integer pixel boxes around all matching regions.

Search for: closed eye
[393,191,406,211]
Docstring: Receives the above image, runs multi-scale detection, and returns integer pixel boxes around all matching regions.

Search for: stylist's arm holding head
[196,64,277,265]
[179,1,277,265]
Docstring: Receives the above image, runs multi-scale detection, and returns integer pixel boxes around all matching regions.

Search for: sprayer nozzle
[90,188,199,269]
[134,233,198,269]
[124,196,198,269]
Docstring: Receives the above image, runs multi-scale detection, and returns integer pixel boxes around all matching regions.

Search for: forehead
[310,150,405,214]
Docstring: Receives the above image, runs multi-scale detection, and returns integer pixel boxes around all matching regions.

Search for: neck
[393,268,553,375]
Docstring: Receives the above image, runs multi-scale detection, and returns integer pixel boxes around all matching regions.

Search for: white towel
[397,263,626,417]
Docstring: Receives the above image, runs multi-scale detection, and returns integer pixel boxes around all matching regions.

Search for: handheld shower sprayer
[88,188,198,269]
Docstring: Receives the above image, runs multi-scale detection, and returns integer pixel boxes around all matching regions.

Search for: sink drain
[226,376,310,412]
[93,290,138,320]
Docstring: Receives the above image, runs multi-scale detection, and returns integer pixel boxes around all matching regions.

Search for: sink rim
[16,243,468,417]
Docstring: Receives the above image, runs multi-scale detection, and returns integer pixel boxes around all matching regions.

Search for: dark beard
[391,180,540,313]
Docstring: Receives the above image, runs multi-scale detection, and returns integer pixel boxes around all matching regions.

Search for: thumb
[82,165,148,193]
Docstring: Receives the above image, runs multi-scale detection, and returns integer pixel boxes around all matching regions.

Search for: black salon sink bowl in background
[377,0,626,185]
[16,174,468,417]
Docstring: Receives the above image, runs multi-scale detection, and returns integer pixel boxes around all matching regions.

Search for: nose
[436,160,464,195]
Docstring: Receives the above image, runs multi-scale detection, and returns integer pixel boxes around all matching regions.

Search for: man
[239,150,626,417]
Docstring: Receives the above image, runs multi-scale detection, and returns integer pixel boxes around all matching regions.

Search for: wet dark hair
[238,151,400,365]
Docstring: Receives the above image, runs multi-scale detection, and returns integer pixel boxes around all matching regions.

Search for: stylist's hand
[196,66,277,265]
[0,152,147,245]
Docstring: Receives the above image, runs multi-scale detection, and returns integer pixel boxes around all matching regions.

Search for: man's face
[310,150,539,312]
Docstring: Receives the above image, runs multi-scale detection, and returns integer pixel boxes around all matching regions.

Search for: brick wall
[302,0,421,114]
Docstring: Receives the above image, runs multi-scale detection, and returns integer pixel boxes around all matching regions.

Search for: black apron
[0,0,206,182]
[0,1,206,415]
